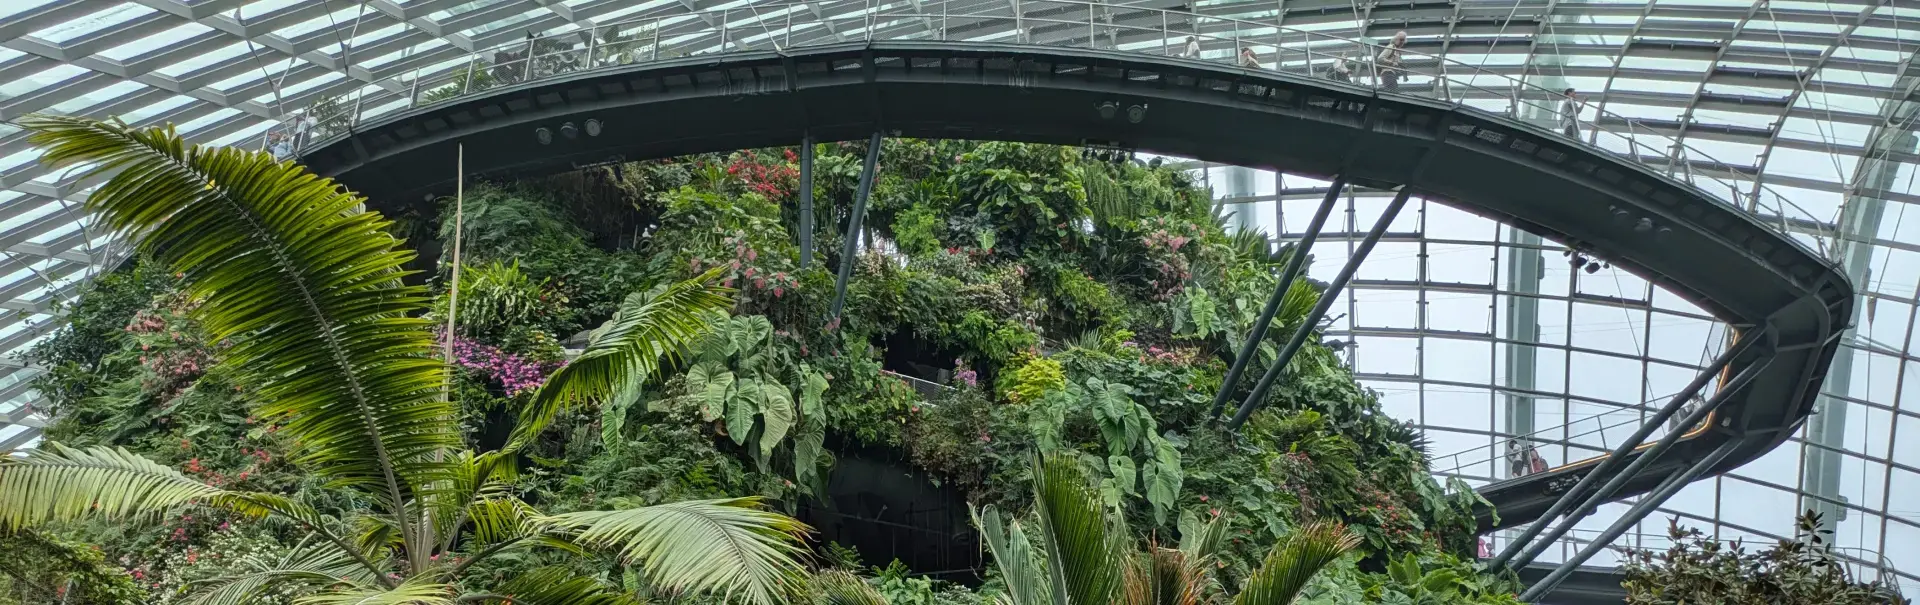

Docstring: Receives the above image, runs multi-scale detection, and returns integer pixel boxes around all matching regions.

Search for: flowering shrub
[723,149,801,200]
[124,293,214,400]
[449,335,562,397]
[1139,216,1203,299]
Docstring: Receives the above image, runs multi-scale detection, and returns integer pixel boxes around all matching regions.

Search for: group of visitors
[267,112,320,160]
[1507,439,1549,478]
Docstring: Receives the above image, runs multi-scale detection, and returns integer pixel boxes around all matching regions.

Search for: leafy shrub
[1620,512,1904,604]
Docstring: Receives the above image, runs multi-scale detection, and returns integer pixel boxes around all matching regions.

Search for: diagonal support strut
[1207,175,1350,422]
[1490,328,1768,571]
[1226,185,1414,431]
[1518,438,1742,601]
[828,132,884,324]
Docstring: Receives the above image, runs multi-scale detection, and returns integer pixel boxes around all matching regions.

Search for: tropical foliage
[1,116,807,605]
[6,127,1503,603]
[1618,512,1904,604]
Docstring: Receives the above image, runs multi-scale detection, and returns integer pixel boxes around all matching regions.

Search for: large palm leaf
[471,567,642,605]
[1231,521,1359,605]
[0,443,245,529]
[510,270,733,448]
[813,569,890,605]
[185,535,380,605]
[537,496,809,605]
[20,116,454,522]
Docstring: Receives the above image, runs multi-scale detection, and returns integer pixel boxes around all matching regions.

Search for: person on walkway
[1376,30,1407,91]
[1506,439,1529,478]
[1239,46,1260,68]
[1559,87,1585,140]
[1182,35,1201,58]
[1326,53,1352,83]
[292,112,316,151]
[268,132,292,161]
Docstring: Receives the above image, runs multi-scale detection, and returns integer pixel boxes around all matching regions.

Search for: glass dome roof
[3,0,1917,590]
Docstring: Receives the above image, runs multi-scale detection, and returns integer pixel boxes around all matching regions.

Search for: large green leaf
[727,378,759,446]
[757,382,795,459]
[1107,455,1137,496]
[800,366,828,421]
[516,271,733,447]
[21,115,454,515]
[538,497,809,605]
[685,362,734,423]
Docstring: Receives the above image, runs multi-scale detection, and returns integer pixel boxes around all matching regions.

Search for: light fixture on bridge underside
[1127,104,1147,123]
[585,118,603,137]
[560,122,579,140]
[536,127,553,145]
[1098,101,1118,119]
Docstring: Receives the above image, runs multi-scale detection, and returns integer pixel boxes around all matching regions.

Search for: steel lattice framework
[4,0,1919,592]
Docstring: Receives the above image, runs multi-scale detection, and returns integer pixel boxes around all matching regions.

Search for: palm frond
[537,496,808,605]
[813,569,889,605]
[20,115,454,516]
[1177,511,1230,561]
[1030,455,1123,605]
[476,567,641,605]
[186,535,379,605]
[1140,545,1215,605]
[1231,521,1358,605]
[294,577,455,605]
[511,269,733,448]
[0,443,258,529]
[973,505,1053,605]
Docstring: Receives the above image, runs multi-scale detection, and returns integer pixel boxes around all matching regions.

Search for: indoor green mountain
[0,118,1893,604]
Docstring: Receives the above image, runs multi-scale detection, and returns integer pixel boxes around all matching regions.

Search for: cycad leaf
[1231,521,1359,605]
[20,115,454,509]
[1031,454,1123,605]
[972,505,1051,605]
[483,567,641,605]
[538,497,809,605]
[514,269,733,448]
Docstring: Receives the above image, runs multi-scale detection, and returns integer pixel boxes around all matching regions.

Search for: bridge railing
[264,0,1834,256]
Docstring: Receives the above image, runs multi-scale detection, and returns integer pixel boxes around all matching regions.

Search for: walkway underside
[303,41,1852,532]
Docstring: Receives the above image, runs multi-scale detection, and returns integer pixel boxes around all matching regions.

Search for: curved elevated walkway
[301,42,1851,532]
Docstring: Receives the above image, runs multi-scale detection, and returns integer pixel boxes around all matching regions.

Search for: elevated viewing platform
[287,0,1850,570]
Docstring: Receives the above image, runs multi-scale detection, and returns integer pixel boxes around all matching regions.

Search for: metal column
[798,133,816,270]
[1209,177,1348,422]
[1518,440,1741,601]
[827,132,883,324]
[1490,329,1762,569]
[1226,186,1412,430]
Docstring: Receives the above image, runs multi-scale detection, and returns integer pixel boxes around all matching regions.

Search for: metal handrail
[255,0,1837,257]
